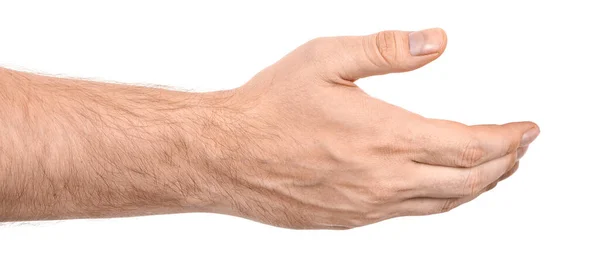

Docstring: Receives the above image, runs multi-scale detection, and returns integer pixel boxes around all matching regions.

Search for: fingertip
[504,121,540,133]
[436,28,448,55]
[521,126,540,147]
[523,121,540,131]
[504,121,540,147]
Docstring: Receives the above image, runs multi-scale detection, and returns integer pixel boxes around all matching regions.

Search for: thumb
[326,28,447,81]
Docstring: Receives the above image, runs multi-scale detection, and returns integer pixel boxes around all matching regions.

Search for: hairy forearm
[0,67,236,221]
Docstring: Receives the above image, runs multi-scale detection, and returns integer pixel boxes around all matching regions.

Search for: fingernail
[520,128,540,146]
[408,28,445,56]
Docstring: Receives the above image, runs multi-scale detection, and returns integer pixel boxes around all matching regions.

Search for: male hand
[0,28,539,230]
[212,28,540,229]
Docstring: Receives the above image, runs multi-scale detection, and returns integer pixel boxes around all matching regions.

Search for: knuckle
[374,31,401,66]
[485,182,498,191]
[507,138,521,154]
[509,151,519,164]
[463,168,485,196]
[305,36,329,47]
[302,36,335,56]
[457,138,485,167]
[501,161,520,181]
[439,199,457,214]
[510,161,520,173]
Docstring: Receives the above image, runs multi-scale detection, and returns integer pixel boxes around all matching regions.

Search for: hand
[210,28,540,229]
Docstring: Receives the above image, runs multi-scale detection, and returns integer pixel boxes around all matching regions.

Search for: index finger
[411,120,539,168]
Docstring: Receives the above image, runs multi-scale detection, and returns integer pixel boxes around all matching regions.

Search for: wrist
[174,89,248,214]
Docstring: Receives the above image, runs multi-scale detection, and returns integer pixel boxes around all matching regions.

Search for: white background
[0,0,598,252]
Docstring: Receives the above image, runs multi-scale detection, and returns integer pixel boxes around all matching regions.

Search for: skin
[0,28,539,229]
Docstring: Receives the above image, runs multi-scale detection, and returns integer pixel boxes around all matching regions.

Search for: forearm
[0,67,234,221]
